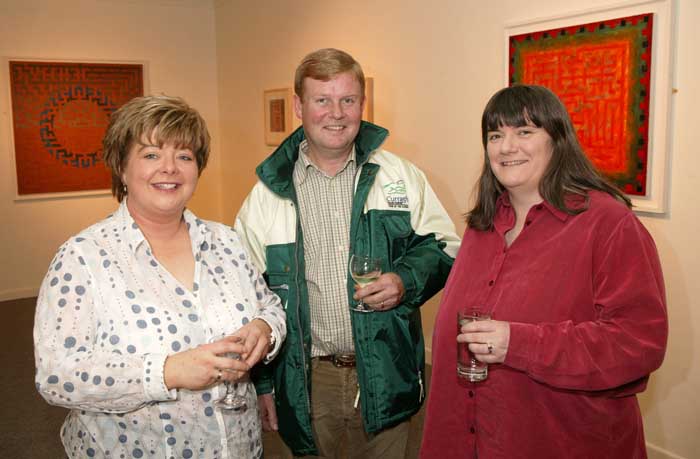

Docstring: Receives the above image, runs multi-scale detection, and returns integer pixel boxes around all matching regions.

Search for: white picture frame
[504,0,676,214]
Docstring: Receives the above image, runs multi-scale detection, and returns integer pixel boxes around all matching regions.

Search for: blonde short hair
[102,95,210,202]
[294,48,365,100]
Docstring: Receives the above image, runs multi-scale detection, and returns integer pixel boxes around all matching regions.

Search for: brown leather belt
[317,354,356,368]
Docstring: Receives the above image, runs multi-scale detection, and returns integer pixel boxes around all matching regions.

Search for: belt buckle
[333,354,356,367]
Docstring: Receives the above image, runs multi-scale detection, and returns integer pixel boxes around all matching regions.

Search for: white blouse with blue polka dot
[34,200,286,459]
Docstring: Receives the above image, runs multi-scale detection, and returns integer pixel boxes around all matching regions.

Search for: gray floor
[2,297,428,458]
[0,297,67,458]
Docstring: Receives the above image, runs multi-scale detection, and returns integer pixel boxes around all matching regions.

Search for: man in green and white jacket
[235,48,460,458]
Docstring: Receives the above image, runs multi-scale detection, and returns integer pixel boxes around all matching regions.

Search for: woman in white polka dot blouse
[33,95,286,459]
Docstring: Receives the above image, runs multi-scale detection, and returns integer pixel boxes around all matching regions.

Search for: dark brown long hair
[467,85,631,230]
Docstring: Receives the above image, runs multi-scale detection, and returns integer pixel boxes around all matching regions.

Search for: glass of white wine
[349,254,382,313]
[209,333,248,412]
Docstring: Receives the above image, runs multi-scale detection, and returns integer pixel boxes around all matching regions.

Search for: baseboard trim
[0,288,38,302]
[646,443,687,459]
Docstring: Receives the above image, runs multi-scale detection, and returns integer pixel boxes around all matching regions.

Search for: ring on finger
[216,369,222,381]
[487,343,494,354]
[380,300,385,308]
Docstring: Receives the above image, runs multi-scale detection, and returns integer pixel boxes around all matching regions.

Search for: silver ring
[216,369,222,381]
[487,343,494,354]
[381,300,385,308]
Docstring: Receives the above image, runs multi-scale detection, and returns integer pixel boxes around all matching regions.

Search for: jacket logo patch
[383,180,409,209]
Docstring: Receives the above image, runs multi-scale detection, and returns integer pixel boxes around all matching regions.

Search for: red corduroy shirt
[421,191,667,459]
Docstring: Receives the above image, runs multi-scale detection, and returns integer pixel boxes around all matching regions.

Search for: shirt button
[525,220,532,226]
[470,426,476,434]
[468,390,474,398]
[488,280,494,286]
[536,205,543,210]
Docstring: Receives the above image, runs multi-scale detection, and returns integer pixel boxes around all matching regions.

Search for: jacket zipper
[290,201,312,419]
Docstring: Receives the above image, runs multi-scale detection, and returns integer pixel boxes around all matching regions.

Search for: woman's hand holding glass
[457,318,511,364]
[163,335,250,391]
[208,320,273,411]
[232,319,273,368]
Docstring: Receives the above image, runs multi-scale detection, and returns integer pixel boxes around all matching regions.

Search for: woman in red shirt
[421,85,667,458]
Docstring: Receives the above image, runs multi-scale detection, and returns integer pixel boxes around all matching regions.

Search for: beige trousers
[298,358,410,459]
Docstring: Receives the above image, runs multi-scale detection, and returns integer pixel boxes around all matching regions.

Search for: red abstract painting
[509,13,653,195]
[9,61,143,195]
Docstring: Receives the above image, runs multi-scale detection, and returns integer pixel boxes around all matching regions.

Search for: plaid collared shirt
[293,141,357,356]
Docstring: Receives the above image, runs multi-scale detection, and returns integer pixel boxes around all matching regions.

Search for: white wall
[0,0,223,301]
[214,0,699,457]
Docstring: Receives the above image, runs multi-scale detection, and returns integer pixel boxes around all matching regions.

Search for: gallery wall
[213,0,699,458]
[0,0,223,301]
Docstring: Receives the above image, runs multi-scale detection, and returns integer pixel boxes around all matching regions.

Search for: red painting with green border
[509,13,653,195]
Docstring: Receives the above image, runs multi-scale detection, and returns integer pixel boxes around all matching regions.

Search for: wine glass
[210,334,248,412]
[349,254,382,313]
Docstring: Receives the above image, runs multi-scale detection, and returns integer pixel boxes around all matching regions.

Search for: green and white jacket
[235,121,460,456]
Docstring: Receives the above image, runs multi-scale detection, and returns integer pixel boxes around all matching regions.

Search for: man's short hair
[294,48,365,100]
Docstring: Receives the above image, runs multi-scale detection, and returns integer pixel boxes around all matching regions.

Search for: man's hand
[353,272,405,311]
[258,393,279,431]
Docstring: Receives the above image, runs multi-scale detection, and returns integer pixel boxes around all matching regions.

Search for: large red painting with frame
[9,61,143,195]
[509,13,653,195]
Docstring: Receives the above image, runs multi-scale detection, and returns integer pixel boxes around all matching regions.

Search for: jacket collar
[256,120,389,199]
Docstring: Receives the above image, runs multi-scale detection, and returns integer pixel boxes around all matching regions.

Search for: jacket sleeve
[234,185,275,395]
[394,167,460,309]
[504,213,668,393]
[234,183,270,275]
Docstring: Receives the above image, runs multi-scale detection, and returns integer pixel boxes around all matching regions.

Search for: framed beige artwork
[263,88,293,146]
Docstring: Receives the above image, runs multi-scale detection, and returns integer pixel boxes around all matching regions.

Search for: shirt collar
[118,198,210,254]
[182,207,211,257]
[497,192,571,223]
[296,140,356,183]
[118,199,147,254]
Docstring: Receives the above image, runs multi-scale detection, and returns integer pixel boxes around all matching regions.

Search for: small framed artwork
[7,59,145,199]
[505,0,675,213]
[363,77,374,122]
[264,88,293,146]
